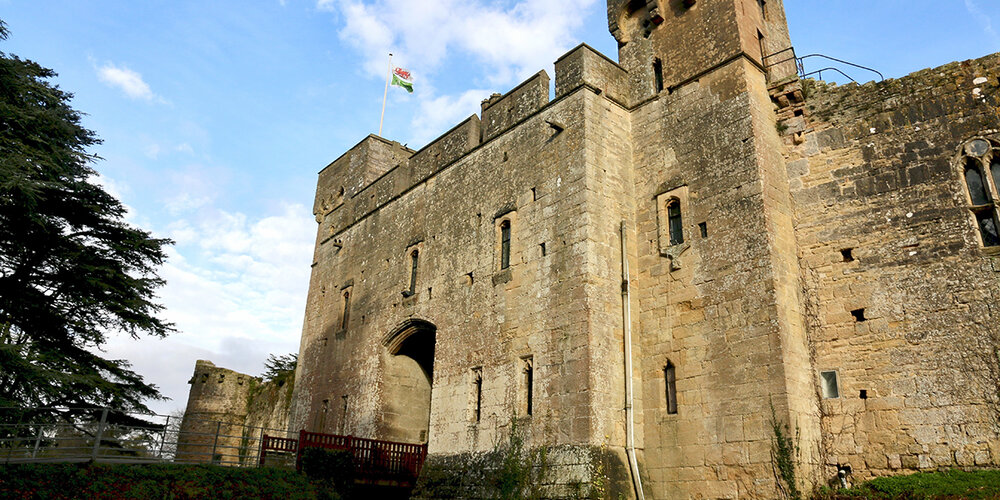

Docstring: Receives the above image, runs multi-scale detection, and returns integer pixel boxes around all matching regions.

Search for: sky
[2,0,999,416]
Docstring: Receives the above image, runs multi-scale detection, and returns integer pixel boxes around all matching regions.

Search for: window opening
[757,30,766,61]
[975,210,1000,246]
[850,308,866,322]
[653,58,664,93]
[667,199,684,245]
[500,220,511,270]
[820,371,839,399]
[339,396,348,434]
[408,249,419,295]
[965,158,990,205]
[992,157,1000,193]
[540,242,546,256]
[341,290,351,330]
[523,357,534,416]
[841,248,855,262]
[859,389,868,400]
[757,0,767,20]
[664,361,677,414]
[698,222,707,238]
[472,368,483,422]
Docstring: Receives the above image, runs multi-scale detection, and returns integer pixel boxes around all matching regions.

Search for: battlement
[313,44,634,243]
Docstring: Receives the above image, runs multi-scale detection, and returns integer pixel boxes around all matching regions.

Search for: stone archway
[381,318,436,444]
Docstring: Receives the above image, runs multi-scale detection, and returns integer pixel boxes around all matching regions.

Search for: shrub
[0,463,318,499]
[814,469,1000,499]
[300,447,354,499]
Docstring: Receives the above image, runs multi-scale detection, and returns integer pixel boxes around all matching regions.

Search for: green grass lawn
[815,469,1000,499]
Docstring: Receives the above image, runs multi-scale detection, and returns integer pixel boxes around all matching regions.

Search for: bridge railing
[260,430,427,484]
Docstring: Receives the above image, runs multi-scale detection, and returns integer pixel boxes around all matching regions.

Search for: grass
[814,469,1000,499]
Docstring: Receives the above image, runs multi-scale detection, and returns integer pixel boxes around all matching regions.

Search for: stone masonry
[181,0,1000,497]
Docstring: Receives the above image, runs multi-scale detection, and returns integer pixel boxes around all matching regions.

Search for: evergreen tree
[0,20,174,428]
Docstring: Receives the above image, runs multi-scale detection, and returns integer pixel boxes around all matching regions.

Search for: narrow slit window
[500,220,511,270]
[820,371,839,399]
[698,222,707,238]
[965,158,990,205]
[653,58,664,93]
[472,368,483,422]
[341,290,351,330]
[757,0,767,20]
[664,361,677,414]
[409,249,419,294]
[667,199,684,245]
[523,357,533,416]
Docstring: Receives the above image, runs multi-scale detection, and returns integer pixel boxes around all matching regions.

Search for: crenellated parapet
[555,43,630,106]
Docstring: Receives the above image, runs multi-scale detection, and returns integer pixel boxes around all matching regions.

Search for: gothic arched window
[961,139,1000,247]
[667,198,684,246]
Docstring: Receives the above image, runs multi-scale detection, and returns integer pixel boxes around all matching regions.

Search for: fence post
[30,425,43,459]
[257,428,265,468]
[157,415,170,461]
[91,408,108,462]
[210,421,221,464]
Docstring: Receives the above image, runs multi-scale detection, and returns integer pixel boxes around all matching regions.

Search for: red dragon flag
[391,66,413,93]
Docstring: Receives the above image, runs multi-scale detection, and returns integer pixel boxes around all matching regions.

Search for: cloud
[102,203,315,415]
[97,62,160,101]
[965,0,1000,48]
[326,0,597,147]
[410,88,490,146]
[332,0,595,84]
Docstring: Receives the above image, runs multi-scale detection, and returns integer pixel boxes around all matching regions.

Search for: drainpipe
[620,220,646,500]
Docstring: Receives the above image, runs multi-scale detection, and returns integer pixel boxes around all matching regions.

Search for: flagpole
[379,53,392,137]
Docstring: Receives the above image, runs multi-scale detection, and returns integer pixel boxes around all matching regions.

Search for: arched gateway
[380,318,436,444]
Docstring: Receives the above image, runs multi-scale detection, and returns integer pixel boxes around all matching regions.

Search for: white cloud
[332,0,595,84]
[965,0,1000,48]
[326,0,596,147]
[97,62,160,101]
[103,203,315,415]
[410,88,491,146]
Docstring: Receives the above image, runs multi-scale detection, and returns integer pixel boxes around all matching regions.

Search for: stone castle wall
[177,360,292,465]
[779,53,1000,481]
[179,0,1000,497]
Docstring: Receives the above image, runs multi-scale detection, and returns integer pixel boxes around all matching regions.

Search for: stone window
[656,187,690,269]
[403,249,419,297]
[341,288,352,330]
[664,361,677,414]
[960,138,1000,247]
[757,0,767,20]
[500,220,511,270]
[653,58,664,93]
[820,370,839,399]
[521,356,534,416]
[471,367,483,423]
[667,198,684,245]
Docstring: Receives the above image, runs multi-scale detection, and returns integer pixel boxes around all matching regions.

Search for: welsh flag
[391,67,413,93]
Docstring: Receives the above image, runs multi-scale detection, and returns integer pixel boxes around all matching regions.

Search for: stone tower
[604,0,820,497]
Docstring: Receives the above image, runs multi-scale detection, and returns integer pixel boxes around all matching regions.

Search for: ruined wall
[781,53,1000,480]
[177,360,293,465]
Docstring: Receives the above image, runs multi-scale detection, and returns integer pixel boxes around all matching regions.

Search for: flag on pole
[391,67,414,93]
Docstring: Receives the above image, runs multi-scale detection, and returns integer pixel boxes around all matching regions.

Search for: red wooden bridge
[260,430,427,486]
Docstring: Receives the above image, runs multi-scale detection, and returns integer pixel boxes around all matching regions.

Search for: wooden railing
[260,430,427,485]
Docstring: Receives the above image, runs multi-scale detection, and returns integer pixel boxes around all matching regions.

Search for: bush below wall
[0,463,323,499]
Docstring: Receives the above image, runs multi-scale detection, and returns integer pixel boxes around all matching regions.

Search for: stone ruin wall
[177,360,292,465]
[778,52,1000,481]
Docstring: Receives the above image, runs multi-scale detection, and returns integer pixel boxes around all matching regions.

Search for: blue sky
[2,0,998,416]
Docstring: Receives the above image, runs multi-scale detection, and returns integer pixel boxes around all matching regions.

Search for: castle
[179,0,1000,497]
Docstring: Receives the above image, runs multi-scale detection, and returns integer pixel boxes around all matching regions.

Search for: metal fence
[0,407,288,467]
